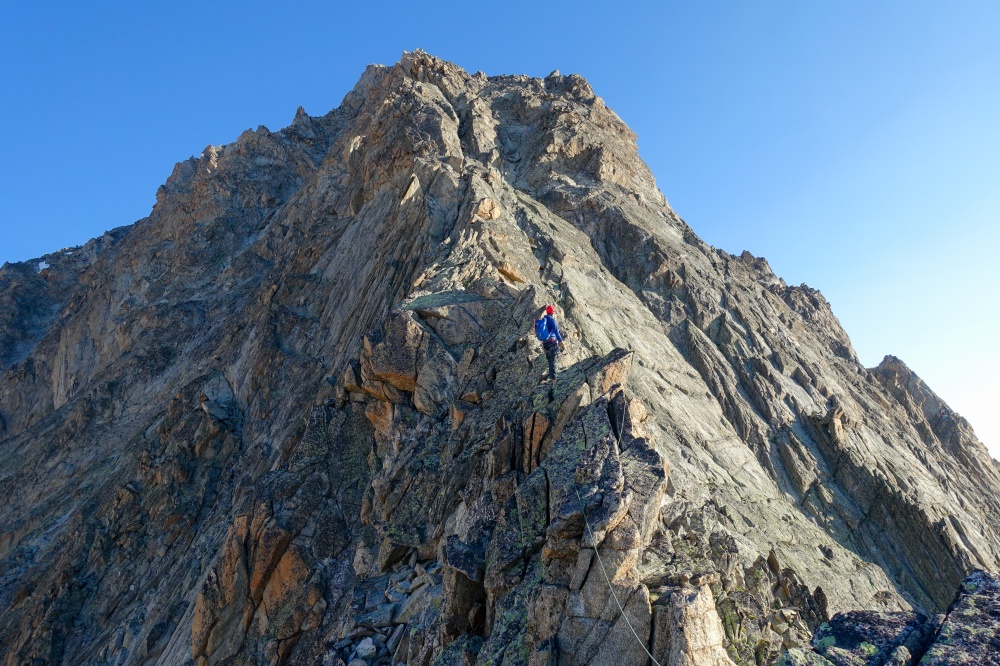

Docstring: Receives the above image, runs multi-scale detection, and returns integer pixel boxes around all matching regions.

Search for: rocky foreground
[1,52,998,665]
[782,570,1000,665]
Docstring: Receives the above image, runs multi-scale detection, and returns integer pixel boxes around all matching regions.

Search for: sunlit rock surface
[1,51,998,666]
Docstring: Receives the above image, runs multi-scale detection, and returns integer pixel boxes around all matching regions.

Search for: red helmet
[545,305,555,314]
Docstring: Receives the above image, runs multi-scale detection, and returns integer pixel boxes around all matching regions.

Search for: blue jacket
[540,314,563,342]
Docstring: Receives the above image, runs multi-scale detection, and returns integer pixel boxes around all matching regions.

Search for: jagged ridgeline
[0,51,998,666]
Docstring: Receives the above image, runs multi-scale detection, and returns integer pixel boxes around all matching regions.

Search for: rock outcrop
[0,51,998,666]
[781,570,1000,665]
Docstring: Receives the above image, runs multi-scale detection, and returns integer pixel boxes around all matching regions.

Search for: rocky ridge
[0,51,998,665]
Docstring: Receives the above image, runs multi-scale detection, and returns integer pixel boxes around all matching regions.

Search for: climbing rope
[574,487,662,666]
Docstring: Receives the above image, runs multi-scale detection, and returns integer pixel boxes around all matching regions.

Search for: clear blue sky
[2,2,998,456]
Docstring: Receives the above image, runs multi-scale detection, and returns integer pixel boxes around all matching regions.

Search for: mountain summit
[1,51,997,666]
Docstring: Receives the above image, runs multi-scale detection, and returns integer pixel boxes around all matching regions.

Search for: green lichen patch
[806,610,935,665]
[919,571,1000,665]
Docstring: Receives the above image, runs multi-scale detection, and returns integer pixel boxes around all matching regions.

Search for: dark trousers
[543,340,559,380]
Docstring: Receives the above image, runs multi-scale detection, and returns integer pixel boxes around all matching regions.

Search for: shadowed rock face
[781,570,1000,665]
[0,51,998,666]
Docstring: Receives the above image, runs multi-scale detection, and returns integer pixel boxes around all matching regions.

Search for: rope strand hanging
[574,487,662,666]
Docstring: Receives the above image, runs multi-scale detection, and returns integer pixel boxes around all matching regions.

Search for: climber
[534,305,565,383]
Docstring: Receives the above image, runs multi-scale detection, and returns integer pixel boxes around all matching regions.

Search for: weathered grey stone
[356,636,377,658]
[919,570,1000,665]
[779,649,834,666]
[394,581,442,626]
[651,585,737,666]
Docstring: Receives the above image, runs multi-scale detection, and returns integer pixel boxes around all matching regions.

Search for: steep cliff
[1,52,997,666]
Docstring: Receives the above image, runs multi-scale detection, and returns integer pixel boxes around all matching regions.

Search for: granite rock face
[1,51,999,666]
